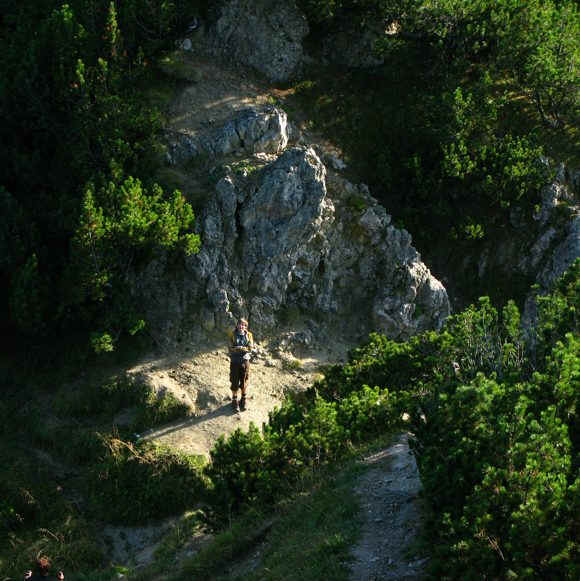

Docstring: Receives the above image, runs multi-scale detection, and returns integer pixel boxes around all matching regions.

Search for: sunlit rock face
[165,107,291,165]
[195,145,449,340]
[136,111,450,349]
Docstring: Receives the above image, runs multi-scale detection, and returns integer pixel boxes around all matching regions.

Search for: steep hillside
[1,2,577,580]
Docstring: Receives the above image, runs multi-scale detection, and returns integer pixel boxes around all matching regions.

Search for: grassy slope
[0,347,395,581]
[131,436,397,581]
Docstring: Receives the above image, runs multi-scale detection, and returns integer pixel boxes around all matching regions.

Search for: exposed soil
[163,50,274,136]
[133,341,341,457]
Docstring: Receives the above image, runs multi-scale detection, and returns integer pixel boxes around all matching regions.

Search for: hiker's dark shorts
[230,359,249,391]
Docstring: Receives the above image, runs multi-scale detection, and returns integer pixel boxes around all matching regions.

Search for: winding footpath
[349,433,427,580]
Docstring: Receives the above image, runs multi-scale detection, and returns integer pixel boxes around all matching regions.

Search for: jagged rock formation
[525,164,579,291]
[465,162,579,320]
[191,145,449,341]
[180,0,388,80]
[520,164,580,325]
[165,106,292,164]
[137,107,449,350]
[183,0,308,82]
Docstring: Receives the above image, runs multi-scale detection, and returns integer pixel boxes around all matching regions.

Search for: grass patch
[85,437,207,525]
[0,446,103,580]
[281,357,304,372]
[140,434,396,581]
[53,375,190,433]
[238,471,361,581]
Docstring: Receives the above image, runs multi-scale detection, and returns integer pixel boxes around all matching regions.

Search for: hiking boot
[239,396,246,411]
[232,398,240,412]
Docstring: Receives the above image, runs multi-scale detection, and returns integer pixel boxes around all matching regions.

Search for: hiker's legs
[239,361,249,410]
[230,360,249,411]
[230,361,241,410]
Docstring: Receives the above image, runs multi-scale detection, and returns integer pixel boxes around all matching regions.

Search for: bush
[205,424,276,518]
[86,436,206,524]
[301,264,578,578]
[337,385,395,442]
[205,386,399,523]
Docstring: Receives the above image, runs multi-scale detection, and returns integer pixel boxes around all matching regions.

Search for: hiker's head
[236,318,248,331]
[35,556,51,576]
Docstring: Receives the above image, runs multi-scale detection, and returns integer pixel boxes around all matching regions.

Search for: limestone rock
[132,143,450,348]
[204,0,308,82]
[183,146,449,343]
[165,106,290,165]
[464,162,579,327]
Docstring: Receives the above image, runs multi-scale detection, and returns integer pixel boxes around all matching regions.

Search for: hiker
[228,317,254,412]
[24,557,64,580]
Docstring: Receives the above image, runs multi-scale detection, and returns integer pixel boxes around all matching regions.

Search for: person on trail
[24,556,64,581]
[228,317,254,412]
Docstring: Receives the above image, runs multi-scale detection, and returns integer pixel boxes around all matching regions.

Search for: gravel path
[349,433,427,581]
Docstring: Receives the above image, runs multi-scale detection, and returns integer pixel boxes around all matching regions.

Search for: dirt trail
[350,433,427,580]
[133,342,331,457]
[163,50,274,136]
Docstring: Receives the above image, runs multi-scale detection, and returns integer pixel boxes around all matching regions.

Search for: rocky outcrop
[165,106,292,165]
[519,164,579,326]
[192,145,450,341]
[475,164,578,290]
[527,164,579,290]
[189,0,308,82]
[137,117,450,349]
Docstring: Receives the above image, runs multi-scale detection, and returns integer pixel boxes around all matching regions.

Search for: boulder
[181,146,449,343]
[165,106,291,165]
[204,0,308,82]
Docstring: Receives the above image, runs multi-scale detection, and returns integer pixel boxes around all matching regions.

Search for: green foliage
[133,389,190,433]
[205,424,276,517]
[204,384,401,525]
[298,264,577,578]
[90,331,114,353]
[337,385,395,441]
[86,436,206,524]
[52,374,190,433]
[179,460,366,581]
[70,175,200,352]
[315,330,450,400]
[442,80,551,208]
[491,1,580,127]
[273,396,346,469]
[395,0,579,125]
[532,258,580,364]
[293,0,577,302]
[0,0,201,354]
